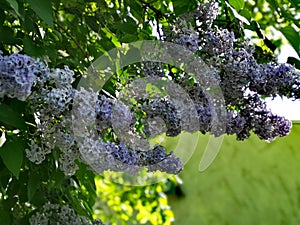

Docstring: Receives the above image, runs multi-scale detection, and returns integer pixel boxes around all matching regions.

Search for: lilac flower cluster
[25,140,52,164]
[0,52,46,101]
[29,66,75,119]
[96,95,114,132]
[79,134,182,175]
[163,1,298,141]
[236,94,292,141]
[142,97,181,137]
[25,65,78,175]
[0,53,78,173]
[141,61,164,77]
[29,202,106,225]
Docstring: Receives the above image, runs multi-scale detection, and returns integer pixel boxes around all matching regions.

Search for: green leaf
[6,0,19,14]
[279,26,300,56]
[23,12,38,33]
[0,206,11,224]
[289,0,299,8]
[30,189,47,207]
[239,9,251,21]
[85,16,100,32]
[172,0,197,16]
[23,36,45,57]
[287,57,300,70]
[0,25,19,45]
[0,137,24,179]
[25,0,53,28]
[0,103,27,130]
[27,173,41,201]
[113,21,137,34]
[119,33,138,43]
[266,0,279,11]
[127,1,143,21]
[228,0,245,11]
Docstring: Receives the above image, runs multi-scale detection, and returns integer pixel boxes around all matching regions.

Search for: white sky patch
[265,97,300,120]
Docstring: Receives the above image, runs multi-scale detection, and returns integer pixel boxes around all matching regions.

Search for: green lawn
[168,123,300,225]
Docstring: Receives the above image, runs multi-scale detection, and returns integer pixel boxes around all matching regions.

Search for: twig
[54,21,90,60]
[139,0,163,19]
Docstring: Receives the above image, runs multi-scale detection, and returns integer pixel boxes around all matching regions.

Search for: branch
[139,0,163,19]
[54,21,90,60]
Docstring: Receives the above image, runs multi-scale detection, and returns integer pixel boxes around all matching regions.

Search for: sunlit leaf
[280,26,300,57]
[228,0,245,11]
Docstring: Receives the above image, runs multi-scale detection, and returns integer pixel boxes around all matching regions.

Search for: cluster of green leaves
[93,175,178,225]
[222,0,300,68]
[0,0,172,70]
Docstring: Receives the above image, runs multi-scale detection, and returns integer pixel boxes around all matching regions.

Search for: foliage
[94,175,177,225]
[242,0,300,68]
[0,0,299,224]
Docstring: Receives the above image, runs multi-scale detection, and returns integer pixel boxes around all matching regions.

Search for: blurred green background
[169,122,300,225]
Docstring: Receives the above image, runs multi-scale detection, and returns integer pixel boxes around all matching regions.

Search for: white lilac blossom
[72,87,98,136]
[25,140,52,164]
[55,130,80,176]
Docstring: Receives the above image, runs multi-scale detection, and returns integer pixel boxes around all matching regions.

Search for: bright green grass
[168,123,300,225]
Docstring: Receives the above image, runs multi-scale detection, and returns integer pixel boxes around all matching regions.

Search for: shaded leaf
[6,0,19,14]
[119,33,138,43]
[0,103,27,130]
[25,0,53,28]
[287,57,300,70]
[172,0,197,16]
[290,0,299,8]
[0,136,24,179]
[266,0,279,11]
[85,15,100,32]
[113,21,137,34]
[23,36,45,57]
[0,206,11,224]
[27,172,41,201]
[0,25,18,45]
[0,8,5,25]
